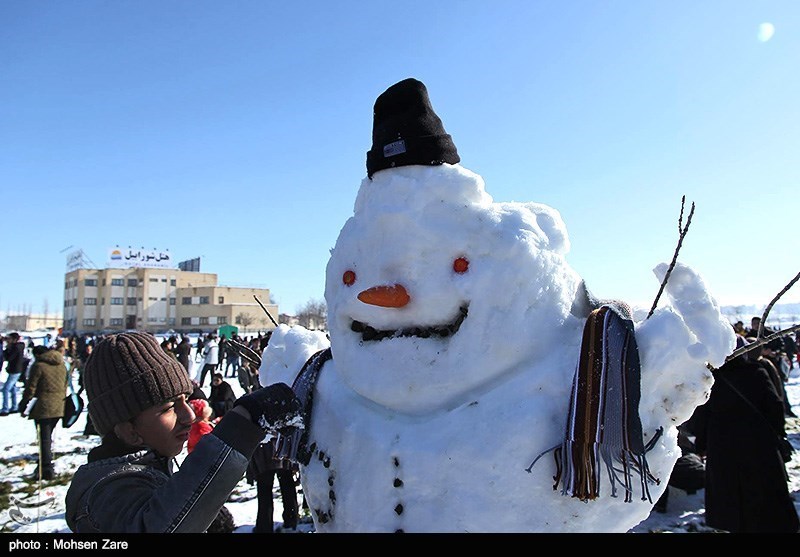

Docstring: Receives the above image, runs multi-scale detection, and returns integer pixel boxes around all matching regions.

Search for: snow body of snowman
[260,78,735,533]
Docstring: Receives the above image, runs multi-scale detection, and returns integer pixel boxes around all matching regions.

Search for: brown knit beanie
[84,332,193,436]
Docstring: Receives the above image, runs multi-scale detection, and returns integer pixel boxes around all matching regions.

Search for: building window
[127,297,137,306]
[199,317,209,325]
[128,278,138,287]
[102,279,106,286]
[169,298,176,305]
[149,278,158,283]
[148,317,158,323]
[72,279,78,287]
[170,279,176,286]
[111,278,124,286]
[148,297,157,301]
[161,278,167,282]
[160,297,166,301]
[82,319,96,326]
[84,298,97,305]
[168,318,176,326]
[199,296,209,305]
[100,318,104,327]
[110,318,123,326]
[101,298,105,305]
[218,296,224,304]
[111,297,124,305]
[181,317,191,325]
[84,279,97,287]
[218,316,227,324]
[182,297,192,305]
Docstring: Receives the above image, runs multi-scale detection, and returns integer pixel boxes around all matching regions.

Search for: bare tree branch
[716,324,800,366]
[647,196,695,319]
[757,271,800,339]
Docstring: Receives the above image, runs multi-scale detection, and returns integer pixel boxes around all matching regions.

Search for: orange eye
[343,270,356,286]
[453,257,469,274]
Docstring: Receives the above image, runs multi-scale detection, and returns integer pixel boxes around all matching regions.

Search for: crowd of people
[1,316,798,533]
[0,327,303,534]
[657,316,800,533]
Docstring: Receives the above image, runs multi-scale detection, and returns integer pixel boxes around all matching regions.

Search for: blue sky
[2,1,798,318]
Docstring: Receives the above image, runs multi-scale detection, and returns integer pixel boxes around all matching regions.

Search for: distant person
[1,332,26,416]
[187,398,217,454]
[782,333,797,371]
[208,373,236,418]
[246,436,300,533]
[188,379,208,402]
[198,334,219,388]
[746,316,775,339]
[238,360,261,394]
[175,336,192,373]
[64,331,302,533]
[224,337,241,379]
[19,345,69,480]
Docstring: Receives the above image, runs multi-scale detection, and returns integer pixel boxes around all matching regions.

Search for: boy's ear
[114,421,143,446]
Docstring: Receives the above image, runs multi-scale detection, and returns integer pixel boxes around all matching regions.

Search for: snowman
[261,78,735,532]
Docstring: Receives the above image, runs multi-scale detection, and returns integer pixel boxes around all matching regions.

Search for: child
[187,398,217,453]
[64,331,301,533]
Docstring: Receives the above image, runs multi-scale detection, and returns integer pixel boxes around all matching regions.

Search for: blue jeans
[1,373,21,413]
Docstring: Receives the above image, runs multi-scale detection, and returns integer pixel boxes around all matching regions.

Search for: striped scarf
[528,304,662,502]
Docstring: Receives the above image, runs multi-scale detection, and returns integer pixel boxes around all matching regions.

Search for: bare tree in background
[297,298,327,330]
[236,312,255,332]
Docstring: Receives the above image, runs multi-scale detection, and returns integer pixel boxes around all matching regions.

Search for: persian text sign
[108,247,174,269]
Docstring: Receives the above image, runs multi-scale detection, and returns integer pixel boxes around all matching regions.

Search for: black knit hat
[84,332,193,436]
[366,78,460,179]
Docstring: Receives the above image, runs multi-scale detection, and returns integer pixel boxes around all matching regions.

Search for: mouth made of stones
[350,305,468,342]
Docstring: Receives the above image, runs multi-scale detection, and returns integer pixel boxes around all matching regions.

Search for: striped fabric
[529,305,662,502]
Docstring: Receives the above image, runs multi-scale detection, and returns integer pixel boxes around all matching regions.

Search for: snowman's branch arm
[757,271,800,339]
[254,295,280,328]
[647,196,695,319]
[226,337,262,368]
[708,323,800,370]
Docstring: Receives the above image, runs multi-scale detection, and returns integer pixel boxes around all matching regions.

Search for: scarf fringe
[528,304,663,503]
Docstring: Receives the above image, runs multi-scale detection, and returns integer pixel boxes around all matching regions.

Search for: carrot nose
[357,284,410,308]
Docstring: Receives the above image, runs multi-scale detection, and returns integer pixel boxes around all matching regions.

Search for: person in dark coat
[246,437,299,533]
[19,346,69,480]
[188,380,208,402]
[237,361,261,394]
[208,373,236,418]
[175,336,192,373]
[2,332,27,415]
[686,336,799,533]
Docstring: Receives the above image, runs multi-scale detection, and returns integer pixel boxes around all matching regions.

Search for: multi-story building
[4,313,63,332]
[63,267,278,336]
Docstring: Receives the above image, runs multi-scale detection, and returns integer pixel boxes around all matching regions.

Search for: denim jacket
[65,411,264,533]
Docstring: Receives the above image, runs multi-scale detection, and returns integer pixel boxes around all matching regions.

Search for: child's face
[131,394,195,458]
